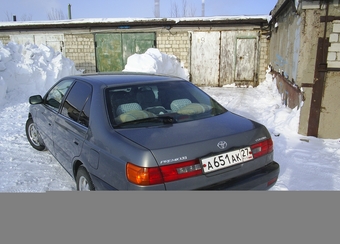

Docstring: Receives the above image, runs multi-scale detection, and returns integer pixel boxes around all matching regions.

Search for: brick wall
[156,31,190,72]
[0,35,10,45]
[327,20,340,68]
[259,34,270,83]
[63,31,191,75]
[64,34,96,73]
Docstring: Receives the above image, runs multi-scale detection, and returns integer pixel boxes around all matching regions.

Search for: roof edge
[0,16,270,30]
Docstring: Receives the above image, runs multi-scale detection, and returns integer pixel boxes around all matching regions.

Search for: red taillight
[126,160,202,186]
[160,160,202,182]
[250,138,273,158]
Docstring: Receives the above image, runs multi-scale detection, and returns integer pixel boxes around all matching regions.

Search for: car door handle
[73,139,79,145]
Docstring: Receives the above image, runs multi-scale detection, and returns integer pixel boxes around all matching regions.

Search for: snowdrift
[123,48,189,80]
[0,43,189,106]
[0,41,81,105]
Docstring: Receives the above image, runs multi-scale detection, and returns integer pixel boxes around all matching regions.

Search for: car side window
[46,79,74,111]
[61,80,92,127]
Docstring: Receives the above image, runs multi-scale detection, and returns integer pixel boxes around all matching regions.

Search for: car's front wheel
[25,118,46,151]
[76,166,95,191]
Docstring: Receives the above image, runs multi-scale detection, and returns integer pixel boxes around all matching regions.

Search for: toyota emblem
[217,141,228,150]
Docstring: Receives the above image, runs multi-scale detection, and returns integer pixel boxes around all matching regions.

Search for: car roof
[64,72,186,87]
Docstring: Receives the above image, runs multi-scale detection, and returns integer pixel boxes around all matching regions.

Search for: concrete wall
[270,7,302,82]
[269,1,340,139]
[320,20,340,138]
[297,9,323,137]
[320,71,340,138]
[269,2,307,133]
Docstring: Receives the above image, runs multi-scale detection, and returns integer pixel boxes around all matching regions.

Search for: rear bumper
[91,174,118,190]
[197,161,280,190]
[91,161,280,191]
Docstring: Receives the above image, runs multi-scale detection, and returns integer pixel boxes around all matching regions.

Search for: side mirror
[29,95,43,105]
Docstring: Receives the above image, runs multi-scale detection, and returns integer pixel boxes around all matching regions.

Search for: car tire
[25,118,46,151]
[76,166,95,191]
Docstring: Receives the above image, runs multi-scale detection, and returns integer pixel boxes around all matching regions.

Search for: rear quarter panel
[76,83,163,190]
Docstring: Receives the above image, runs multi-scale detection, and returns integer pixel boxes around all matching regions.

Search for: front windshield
[106,80,227,128]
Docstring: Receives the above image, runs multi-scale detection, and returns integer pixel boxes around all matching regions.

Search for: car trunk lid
[115,112,268,165]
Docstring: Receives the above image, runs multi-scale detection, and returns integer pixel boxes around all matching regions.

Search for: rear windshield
[105,80,227,128]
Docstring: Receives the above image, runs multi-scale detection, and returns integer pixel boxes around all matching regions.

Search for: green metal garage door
[95,33,156,72]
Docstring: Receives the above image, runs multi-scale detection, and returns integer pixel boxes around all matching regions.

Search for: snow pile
[204,69,301,137]
[0,77,6,105]
[259,70,301,134]
[123,48,189,80]
[0,41,81,105]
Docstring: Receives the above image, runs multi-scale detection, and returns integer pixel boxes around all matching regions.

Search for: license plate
[200,147,253,173]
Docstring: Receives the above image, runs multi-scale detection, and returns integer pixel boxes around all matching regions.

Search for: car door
[53,80,92,174]
[34,79,75,153]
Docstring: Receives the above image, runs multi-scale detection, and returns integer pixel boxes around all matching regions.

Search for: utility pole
[68,4,72,19]
[202,0,205,17]
[155,0,160,18]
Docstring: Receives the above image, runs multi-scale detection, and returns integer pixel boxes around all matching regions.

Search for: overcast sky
[1,0,278,21]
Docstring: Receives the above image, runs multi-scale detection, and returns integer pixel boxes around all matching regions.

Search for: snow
[0,41,81,106]
[123,48,189,80]
[1,42,340,192]
[0,15,270,27]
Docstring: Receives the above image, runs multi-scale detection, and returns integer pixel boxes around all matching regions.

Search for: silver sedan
[26,72,279,190]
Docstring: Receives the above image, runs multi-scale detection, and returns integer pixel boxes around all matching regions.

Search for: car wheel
[25,118,46,151]
[76,167,95,191]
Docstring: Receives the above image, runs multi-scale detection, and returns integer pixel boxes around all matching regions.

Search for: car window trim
[57,111,89,132]
[42,79,76,113]
[59,79,93,128]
